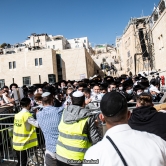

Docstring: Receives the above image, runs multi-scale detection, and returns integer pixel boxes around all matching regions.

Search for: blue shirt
[37,105,63,153]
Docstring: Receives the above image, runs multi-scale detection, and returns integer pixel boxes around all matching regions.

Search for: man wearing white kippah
[37,92,64,166]
[56,91,101,166]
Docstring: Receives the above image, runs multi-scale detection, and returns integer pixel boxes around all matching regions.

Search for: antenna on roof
[153,3,156,11]
[141,10,144,17]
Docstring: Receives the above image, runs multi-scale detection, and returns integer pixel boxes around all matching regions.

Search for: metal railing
[0,115,45,166]
[0,101,161,165]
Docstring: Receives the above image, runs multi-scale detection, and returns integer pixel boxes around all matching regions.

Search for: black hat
[78,82,87,88]
[82,79,90,84]
[133,85,145,92]
[120,74,127,80]
[33,84,45,88]
[134,76,140,81]
[100,92,127,117]
[114,78,121,85]
[123,79,133,90]
[58,80,67,86]
[104,76,114,82]
[140,76,148,81]
[100,83,108,89]
[138,81,150,88]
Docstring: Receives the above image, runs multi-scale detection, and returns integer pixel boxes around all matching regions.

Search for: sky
[0,0,159,46]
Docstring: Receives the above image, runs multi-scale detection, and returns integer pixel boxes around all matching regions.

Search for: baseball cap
[100,91,127,117]
[149,87,160,93]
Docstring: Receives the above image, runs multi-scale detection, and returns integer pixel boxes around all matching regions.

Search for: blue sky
[0,0,159,45]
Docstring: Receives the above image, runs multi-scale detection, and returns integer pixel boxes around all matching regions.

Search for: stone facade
[59,48,94,81]
[91,45,118,77]
[0,49,57,87]
[116,17,150,76]
[0,48,94,87]
[151,0,166,77]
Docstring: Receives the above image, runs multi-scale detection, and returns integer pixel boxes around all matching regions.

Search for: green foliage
[0,43,10,48]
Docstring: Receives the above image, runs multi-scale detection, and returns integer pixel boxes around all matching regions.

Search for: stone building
[0,47,94,87]
[150,0,166,77]
[91,44,118,77]
[116,17,153,76]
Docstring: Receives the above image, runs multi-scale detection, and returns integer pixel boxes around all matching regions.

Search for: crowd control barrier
[0,115,45,166]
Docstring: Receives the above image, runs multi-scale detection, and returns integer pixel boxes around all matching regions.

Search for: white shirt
[91,93,102,101]
[84,124,166,166]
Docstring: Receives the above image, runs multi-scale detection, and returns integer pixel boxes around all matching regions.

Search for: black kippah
[100,92,127,117]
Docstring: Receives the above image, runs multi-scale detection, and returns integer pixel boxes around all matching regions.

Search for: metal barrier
[0,101,161,165]
[0,115,45,166]
[0,105,21,121]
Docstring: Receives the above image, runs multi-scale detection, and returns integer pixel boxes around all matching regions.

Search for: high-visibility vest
[13,111,38,151]
[56,116,91,161]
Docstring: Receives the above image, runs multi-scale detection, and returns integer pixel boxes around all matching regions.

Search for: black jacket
[129,106,166,141]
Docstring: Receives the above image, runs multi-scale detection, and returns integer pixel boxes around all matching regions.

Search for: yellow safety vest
[56,115,91,161]
[13,111,38,151]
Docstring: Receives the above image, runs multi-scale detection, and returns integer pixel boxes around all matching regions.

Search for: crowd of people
[0,74,164,107]
[2,73,166,166]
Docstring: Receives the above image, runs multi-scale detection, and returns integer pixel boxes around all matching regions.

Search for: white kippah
[72,91,84,97]
[42,92,51,97]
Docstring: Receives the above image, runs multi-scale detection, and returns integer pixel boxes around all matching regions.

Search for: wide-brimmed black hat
[133,84,145,92]
[123,79,133,90]
[120,74,127,80]
[138,81,150,88]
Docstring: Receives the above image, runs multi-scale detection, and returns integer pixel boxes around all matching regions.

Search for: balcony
[150,0,166,27]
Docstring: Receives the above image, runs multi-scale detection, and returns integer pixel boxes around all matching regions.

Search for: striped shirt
[37,105,64,153]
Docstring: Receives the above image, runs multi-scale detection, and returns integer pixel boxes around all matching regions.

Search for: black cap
[100,91,127,117]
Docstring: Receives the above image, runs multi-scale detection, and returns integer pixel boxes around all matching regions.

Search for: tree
[0,43,7,48]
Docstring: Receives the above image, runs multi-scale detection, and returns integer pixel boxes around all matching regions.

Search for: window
[127,59,129,66]
[9,62,12,69]
[128,37,131,46]
[0,79,5,88]
[39,58,42,65]
[130,57,133,64]
[158,36,163,50]
[56,54,62,81]
[23,77,31,86]
[48,74,56,84]
[13,61,16,69]
[39,75,41,84]
[9,61,16,69]
[84,40,86,43]
[125,41,127,48]
[127,51,130,57]
[48,46,50,49]
[35,58,38,66]
[53,45,55,49]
